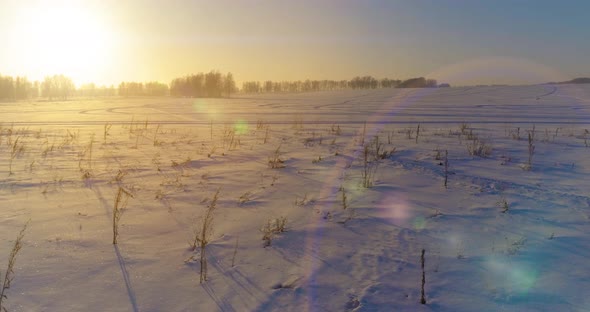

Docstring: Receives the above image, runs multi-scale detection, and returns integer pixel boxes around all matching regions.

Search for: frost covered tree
[42,74,74,100]
[223,72,236,98]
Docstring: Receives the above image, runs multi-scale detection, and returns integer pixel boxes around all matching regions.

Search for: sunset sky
[1,0,589,86]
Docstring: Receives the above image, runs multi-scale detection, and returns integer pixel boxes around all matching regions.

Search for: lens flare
[484,256,538,295]
[301,57,566,311]
[192,99,206,113]
[376,193,413,227]
[234,120,249,134]
[344,186,365,203]
[412,216,427,230]
[192,99,218,117]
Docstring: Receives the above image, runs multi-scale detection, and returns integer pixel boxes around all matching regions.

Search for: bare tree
[224,72,236,98]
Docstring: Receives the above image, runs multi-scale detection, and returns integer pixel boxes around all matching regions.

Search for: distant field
[3,84,589,127]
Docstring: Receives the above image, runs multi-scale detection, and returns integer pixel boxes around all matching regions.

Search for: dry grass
[261,217,288,247]
[497,197,509,213]
[444,150,449,188]
[361,145,378,188]
[190,188,220,283]
[466,138,492,157]
[268,145,285,169]
[113,187,133,244]
[8,137,25,176]
[0,221,29,311]
[525,125,536,170]
[103,123,112,144]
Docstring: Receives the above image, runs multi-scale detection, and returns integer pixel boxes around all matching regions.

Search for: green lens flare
[192,99,206,112]
[234,120,248,134]
[510,267,537,293]
[412,216,426,230]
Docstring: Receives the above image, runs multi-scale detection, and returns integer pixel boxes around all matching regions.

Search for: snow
[1,84,590,311]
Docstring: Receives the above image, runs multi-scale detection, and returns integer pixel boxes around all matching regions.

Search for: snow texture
[1,84,590,311]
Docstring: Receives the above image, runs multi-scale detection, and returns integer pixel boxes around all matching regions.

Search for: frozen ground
[1,84,590,311]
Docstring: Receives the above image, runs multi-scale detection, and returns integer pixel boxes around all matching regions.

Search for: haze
[1,0,589,86]
[3,1,590,311]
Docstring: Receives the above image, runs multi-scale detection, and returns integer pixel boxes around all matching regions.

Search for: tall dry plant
[444,150,449,188]
[103,123,112,144]
[113,187,133,244]
[0,220,29,311]
[361,145,377,188]
[420,249,426,304]
[526,125,536,170]
[8,137,23,176]
[191,188,220,283]
[268,145,285,169]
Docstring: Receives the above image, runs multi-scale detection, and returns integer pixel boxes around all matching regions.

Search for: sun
[12,2,115,85]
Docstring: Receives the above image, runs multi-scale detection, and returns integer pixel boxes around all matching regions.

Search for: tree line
[0,74,168,101]
[241,76,442,93]
[78,83,117,97]
[0,75,39,100]
[0,71,446,101]
[1,74,77,101]
[170,71,236,98]
[42,75,76,100]
[118,81,169,97]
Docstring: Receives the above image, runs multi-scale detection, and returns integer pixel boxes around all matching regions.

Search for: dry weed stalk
[387,130,394,144]
[360,122,367,145]
[261,217,288,247]
[361,145,378,188]
[294,193,309,206]
[78,135,95,180]
[459,122,470,136]
[231,236,239,267]
[341,186,348,210]
[443,150,449,188]
[498,197,509,213]
[331,124,342,135]
[238,191,252,206]
[263,126,270,144]
[8,137,24,176]
[0,220,29,311]
[111,169,128,184]
[103,123,112,144]
[268,145,285,169]
[420,249,426,304]
[153,124,162,146]
[113,187,133,244]
[525,125,536,170]
[191,188,220,283]
[466,138,492,157]
[210,120,213,141]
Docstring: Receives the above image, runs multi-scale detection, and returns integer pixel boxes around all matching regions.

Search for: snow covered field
[2,84,590,311]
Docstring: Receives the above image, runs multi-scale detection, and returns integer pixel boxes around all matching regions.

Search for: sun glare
[14,3,114,85]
